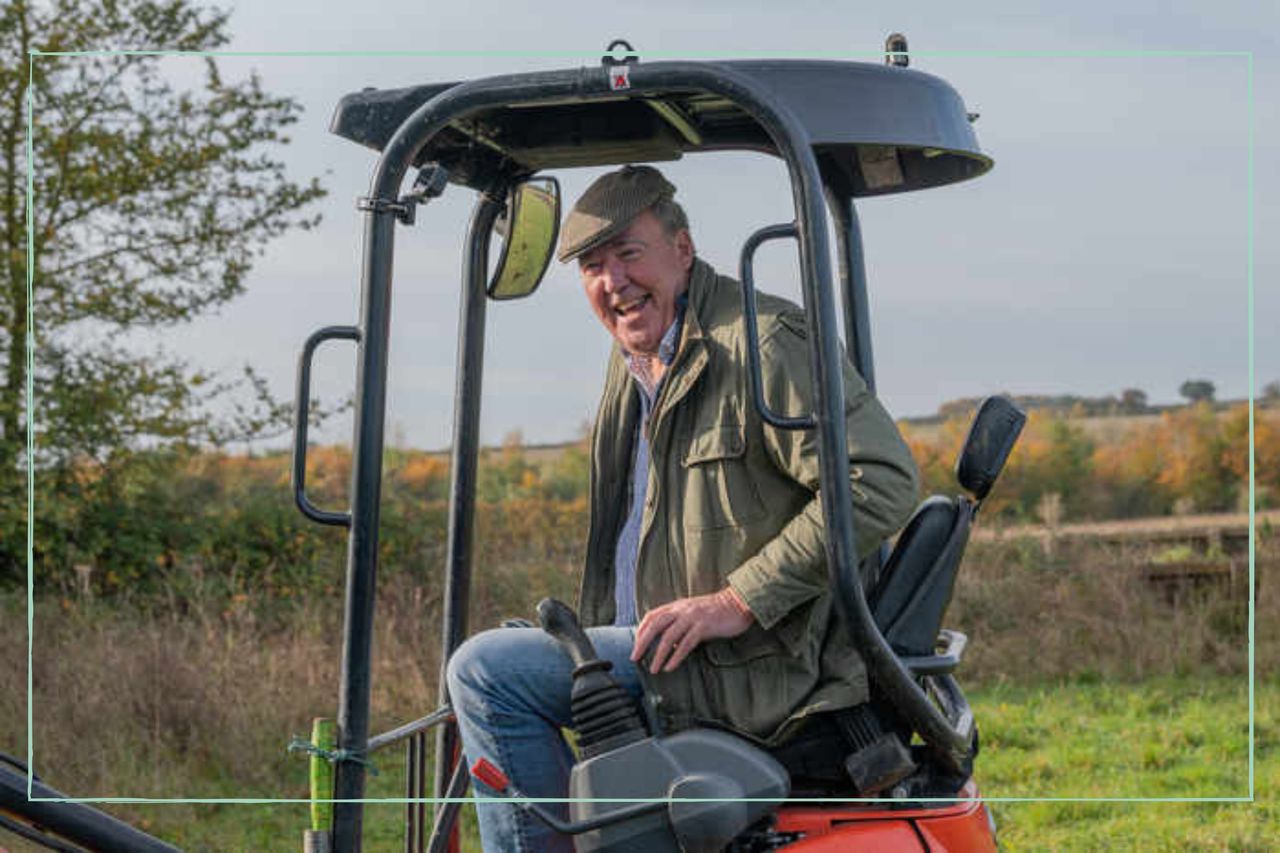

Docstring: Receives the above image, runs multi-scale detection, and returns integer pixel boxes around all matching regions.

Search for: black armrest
[899,629,967,676]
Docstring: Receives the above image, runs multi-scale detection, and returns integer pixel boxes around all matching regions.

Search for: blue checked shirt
[613,297,686,626]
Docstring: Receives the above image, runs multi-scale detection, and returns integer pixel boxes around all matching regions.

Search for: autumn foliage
[18,403,1276,597]
[902,402,1277,524]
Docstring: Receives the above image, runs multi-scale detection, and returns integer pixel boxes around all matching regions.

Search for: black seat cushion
[869,496,971,657]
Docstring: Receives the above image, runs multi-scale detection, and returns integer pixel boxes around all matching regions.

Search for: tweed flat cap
[557,165,676,263]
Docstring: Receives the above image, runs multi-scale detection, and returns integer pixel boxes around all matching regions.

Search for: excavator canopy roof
[330,59,991,196]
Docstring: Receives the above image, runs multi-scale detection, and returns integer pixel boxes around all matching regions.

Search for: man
[447,165,920,852]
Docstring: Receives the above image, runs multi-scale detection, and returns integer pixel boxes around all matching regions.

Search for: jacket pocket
[699,623,799,739]
[703,604,814,666]
[681,420,767,530]
[702,622,785,666]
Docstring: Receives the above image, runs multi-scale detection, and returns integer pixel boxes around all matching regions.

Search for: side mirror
[488,176,560,300]
[955,395,1026,502]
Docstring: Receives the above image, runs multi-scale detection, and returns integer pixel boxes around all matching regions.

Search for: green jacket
[577,258,920,746]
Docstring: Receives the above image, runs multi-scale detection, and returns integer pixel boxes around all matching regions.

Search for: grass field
[4,524,1272,850]
[978,677,1274,850]
[4,676,1272,851]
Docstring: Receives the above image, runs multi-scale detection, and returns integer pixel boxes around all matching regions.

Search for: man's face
[577,210,694,356]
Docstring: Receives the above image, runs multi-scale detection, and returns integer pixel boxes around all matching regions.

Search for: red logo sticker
[610,66,631,91]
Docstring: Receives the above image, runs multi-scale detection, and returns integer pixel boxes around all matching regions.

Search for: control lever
[537,598,602,669]
[536,598,649,759]
[514,599,789,852]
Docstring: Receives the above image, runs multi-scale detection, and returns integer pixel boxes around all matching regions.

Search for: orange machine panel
[771,780,996,851]
[780,820,925,851]
[915,801,998,852]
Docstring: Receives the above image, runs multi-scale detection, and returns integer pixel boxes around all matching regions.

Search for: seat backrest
[868,396,1024,659]
[869,495,974,658]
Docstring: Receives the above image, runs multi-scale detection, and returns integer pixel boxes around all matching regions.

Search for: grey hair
[650,196,690,240]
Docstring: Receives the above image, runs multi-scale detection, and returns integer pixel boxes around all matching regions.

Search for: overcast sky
[133,0,1276,449]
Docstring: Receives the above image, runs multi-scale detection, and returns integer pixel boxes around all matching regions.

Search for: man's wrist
[720,587,754,621]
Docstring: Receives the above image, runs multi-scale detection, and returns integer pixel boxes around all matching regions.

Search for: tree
[1119,387,1147,414]
[1178,379,1216,405]
[2,0,326,583]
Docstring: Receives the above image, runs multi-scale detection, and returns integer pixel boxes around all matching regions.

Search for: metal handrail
[292,325,360,527]
[367,706,455,754]
[738,221,818,431]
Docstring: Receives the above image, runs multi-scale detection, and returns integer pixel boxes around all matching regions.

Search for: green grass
[975,677,1275,851]
[7,676,1269,852]
[5,747,484,853]
[976,678,1252,798]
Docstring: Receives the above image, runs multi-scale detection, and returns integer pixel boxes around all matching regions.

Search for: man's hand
[631,588,755,674]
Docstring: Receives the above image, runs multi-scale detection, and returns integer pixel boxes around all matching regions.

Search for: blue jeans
[446,626,643,853]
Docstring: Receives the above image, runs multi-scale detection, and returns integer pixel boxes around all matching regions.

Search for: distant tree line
[936,391,1149,420]
[929,378,1280,421]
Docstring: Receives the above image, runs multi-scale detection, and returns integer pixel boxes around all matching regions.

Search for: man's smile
[614,294,651,316]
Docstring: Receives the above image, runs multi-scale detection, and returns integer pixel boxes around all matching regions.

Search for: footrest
[844,733,915,796]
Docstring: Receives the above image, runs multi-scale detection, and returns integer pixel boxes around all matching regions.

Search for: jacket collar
[678,257,718,347]
[652,258,718,420]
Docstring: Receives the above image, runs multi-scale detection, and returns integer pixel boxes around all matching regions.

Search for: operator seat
[869,496,974,658]
[769,397,1024,797]
[869,395,1025,659]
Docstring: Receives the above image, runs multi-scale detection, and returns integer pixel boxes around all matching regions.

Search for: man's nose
[600,257,628,293]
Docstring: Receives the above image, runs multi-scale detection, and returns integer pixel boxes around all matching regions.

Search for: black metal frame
[294,59,978,853]
[0,762,181,853]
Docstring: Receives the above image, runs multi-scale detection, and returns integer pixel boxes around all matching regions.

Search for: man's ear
[675,228,695,271]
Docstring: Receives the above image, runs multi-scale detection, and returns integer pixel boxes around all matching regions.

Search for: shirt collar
[622,292,688,393]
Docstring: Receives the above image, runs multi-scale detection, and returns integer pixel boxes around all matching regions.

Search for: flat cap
[557,165,676,263]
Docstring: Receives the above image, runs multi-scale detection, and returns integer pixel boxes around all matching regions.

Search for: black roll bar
[825,189,876,393]
[431,190,504,811]
[328,164,398,849]
[823,189,889,584]
[323,57,972,853]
